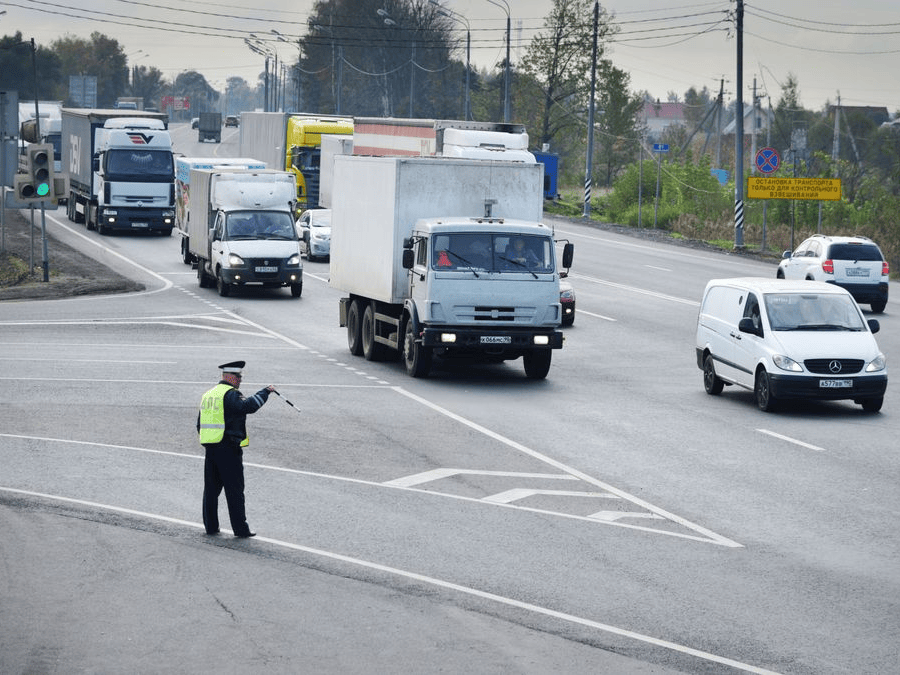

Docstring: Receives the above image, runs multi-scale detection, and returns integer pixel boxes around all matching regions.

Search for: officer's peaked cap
[219,360,245,373]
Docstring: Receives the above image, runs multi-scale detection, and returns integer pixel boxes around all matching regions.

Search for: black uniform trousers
[202,439,252,536]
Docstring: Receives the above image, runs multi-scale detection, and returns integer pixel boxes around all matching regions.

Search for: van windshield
[764,293,867,331]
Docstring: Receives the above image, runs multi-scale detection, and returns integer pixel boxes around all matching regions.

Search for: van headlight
[227,253,245,267]
[287,253,301,266]
[866,353,886,372]
[773,354,803,372]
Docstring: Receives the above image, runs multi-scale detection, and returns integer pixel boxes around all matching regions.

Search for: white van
[696,278,887,412]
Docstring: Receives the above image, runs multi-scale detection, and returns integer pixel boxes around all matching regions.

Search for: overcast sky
[5,0,899,113]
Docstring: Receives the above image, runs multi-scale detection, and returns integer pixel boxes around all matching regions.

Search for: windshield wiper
[498,255,538,278]
[445,250,480,278]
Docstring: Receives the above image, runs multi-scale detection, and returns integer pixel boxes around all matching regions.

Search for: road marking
[757,429,826,452]
[591,511,666,522]
[483,488,620,504]
[575,308,617,322]
[0,486,783,675]
[645,264,672,272]
[392,387,742,548]
[570,272,699,307]
[385,468,577,488]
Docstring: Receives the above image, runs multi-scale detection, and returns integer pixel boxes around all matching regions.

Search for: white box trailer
[329,155,572,379]
[174,156,266,263]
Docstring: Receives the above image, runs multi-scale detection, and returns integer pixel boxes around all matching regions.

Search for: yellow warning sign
[747,177,842,201]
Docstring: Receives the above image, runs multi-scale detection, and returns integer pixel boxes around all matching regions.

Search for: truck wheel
[523,350,552,380]
[86,204,96,231]
[216,269,231,297]
[403,317,431,378]
[181,238,192,264]
[703,354,724,395]
[291,282,303,298]
[347,299,363,356]
[362,303,386,361]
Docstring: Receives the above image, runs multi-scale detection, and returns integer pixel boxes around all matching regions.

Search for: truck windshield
[225,212,297,240]
[106,149,173,181]
[432,233,553,273]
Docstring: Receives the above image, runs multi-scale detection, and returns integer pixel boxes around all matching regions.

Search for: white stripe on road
[757,429,826,452]
[0,485,782,675]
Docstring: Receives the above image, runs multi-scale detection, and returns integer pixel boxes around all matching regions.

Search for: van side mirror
[402,248,415,269]
[868,319,880,334]
[738,317,762,337]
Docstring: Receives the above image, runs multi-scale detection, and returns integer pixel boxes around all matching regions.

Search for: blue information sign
[652,143,669,153]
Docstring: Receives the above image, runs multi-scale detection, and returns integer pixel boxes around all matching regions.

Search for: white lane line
[757,429,826,452]
[483,489,620,504]
[385,468,577,488]
[575,308,617,322]
[570,273,699,307]
[0,486,782,675]
[645,265,672,272]
[392,386,742,548]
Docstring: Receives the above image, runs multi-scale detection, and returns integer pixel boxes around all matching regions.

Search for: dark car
[224,115,239,127]
[560,279,575,326]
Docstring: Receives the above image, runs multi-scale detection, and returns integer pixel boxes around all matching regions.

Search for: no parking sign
[755,147,780,174]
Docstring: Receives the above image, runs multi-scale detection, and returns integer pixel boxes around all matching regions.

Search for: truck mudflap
[421,327,563,351]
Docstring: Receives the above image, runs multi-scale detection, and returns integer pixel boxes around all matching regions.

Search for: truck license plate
[481,336,511,344]
[255,266,278,273]
[132,222,148,228]
[819,379,852,388]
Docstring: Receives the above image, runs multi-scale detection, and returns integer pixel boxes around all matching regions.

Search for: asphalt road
[1,124,898,674]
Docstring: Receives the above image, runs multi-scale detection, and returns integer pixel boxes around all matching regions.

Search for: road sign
[652,143,669,153]
[747,177,841,201]
[755,147,780,174]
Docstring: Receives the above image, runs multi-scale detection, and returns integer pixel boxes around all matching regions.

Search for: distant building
[642,101,686,140]
[723,101,771,137]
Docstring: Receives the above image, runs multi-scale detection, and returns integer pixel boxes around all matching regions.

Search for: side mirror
[92,156,100,172]
[561,242,574,269]
[868,319,880,334]
[402,248,415,270]
[402,237,414,250]
[738,317,761,337]
[782,251,792,259]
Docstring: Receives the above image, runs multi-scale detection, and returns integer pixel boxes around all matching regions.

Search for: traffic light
[13,143,56,204]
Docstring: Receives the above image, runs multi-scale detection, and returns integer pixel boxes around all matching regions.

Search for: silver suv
[777,235,889,313]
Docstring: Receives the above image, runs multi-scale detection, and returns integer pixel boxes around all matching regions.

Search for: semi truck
[62,108,175,235]
[329,155,573,379]
[197,112,222,143]
[351,117,534,162]
[239,112,353,209]
[189,168,303,298]
[175,156,267,263]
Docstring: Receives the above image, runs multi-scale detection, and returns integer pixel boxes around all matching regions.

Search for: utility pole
[582,0,599,218]
[733,0,745,249]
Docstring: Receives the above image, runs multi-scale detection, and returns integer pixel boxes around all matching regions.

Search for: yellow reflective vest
[199,383,249,447]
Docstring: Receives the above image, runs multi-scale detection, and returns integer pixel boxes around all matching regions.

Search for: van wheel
[871,300,886,314]
[703,354,724,395]
[523,350,552,380]
[216,269,230,297]
[290,282,302,298]
[346,299,363,356]
[861,396,883,413]
[402,317,431,378]
[755,369,778,412]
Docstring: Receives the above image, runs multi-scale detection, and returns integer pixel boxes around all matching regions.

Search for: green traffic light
[37,183,50,197]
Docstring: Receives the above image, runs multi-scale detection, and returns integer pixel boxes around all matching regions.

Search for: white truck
[62,108,175,235]
[330,155,573,379]
[174,156,267,264]
[189,168,303,298]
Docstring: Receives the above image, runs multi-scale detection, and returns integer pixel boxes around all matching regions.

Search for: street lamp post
[272,29,302,112]
[486,0,511,122]
[430,1,470,121]
[378,8,415,118]
[245,38,272,111]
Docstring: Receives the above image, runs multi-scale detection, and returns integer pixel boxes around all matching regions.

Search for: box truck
[189,168,303,298]
[330,155,573,379]
[198,112,222,143]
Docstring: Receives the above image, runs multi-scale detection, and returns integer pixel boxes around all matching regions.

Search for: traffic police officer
[198,360,275,538]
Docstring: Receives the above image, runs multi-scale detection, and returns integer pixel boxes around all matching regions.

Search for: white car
[295,208,331,261]
[776,234,889,313]
[696,277,886,412]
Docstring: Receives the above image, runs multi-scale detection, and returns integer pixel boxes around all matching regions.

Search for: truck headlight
[533,335,550,345]
[227,253,245,267]
[440,333,457,343]
[287,253,301,266]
